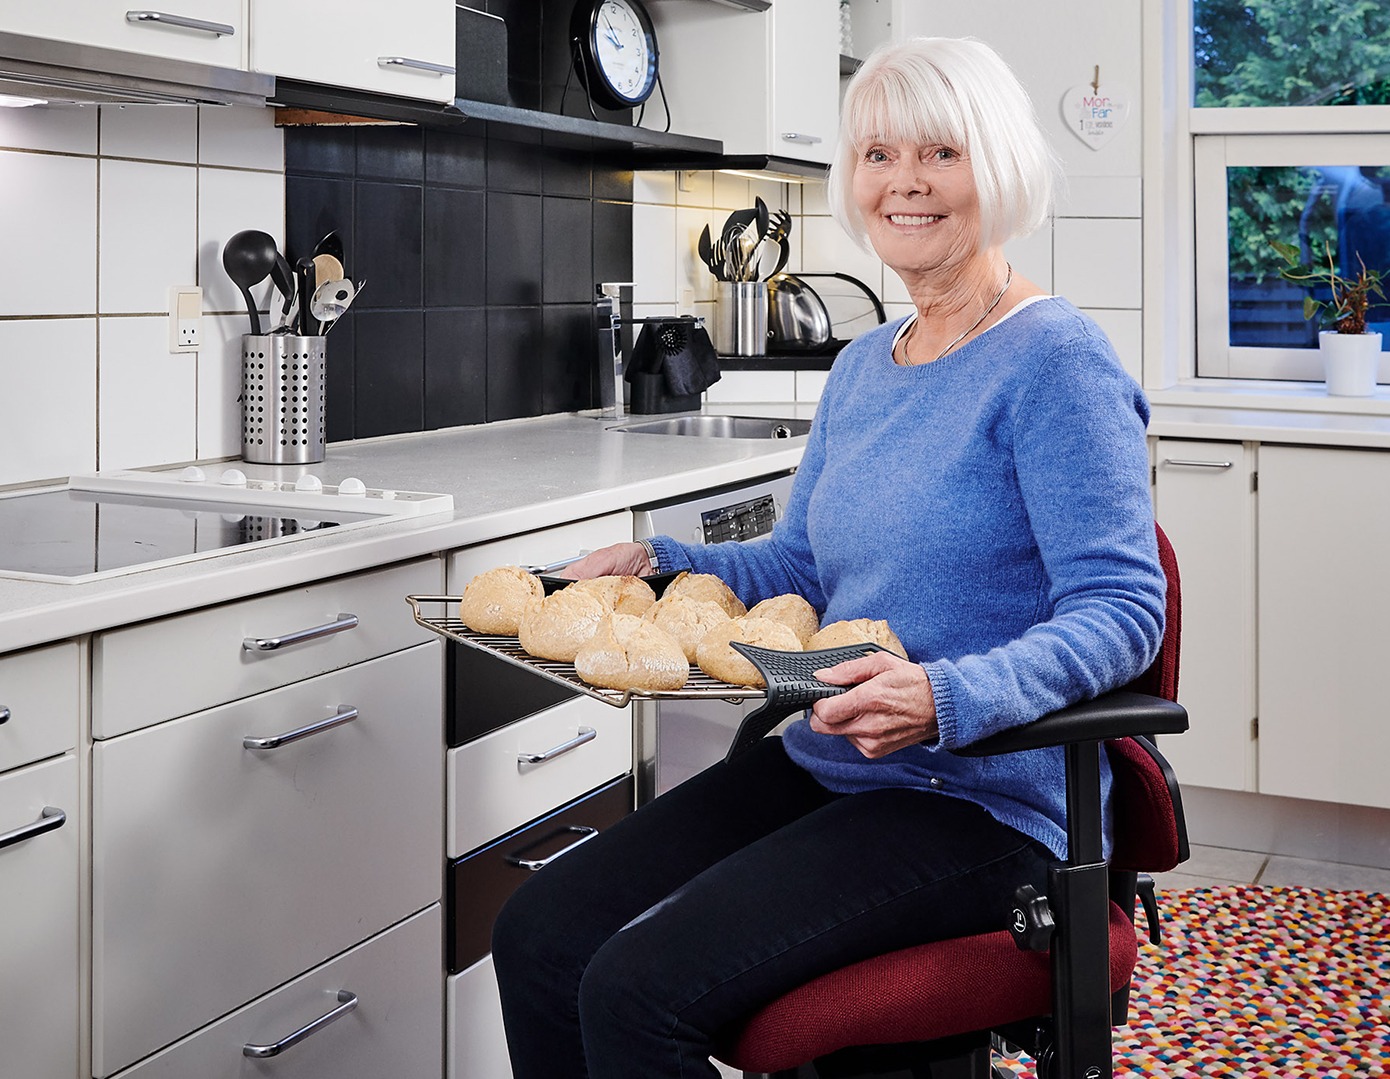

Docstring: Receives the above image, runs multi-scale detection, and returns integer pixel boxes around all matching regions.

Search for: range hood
[0,30,272,108]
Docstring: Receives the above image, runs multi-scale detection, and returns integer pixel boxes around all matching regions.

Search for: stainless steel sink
[611,415,812,439]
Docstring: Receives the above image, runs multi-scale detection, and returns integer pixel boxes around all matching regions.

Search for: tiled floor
[1152,843,1390,894]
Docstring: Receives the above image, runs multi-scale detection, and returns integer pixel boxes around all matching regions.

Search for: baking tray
[405,594,765,709]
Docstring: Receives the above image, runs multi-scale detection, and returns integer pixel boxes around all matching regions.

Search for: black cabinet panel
[447,640,577,746]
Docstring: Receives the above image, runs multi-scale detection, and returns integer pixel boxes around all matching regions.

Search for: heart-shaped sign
[1061,83,1130,150]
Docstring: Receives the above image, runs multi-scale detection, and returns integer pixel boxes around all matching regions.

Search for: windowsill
[1148,377,1390,417]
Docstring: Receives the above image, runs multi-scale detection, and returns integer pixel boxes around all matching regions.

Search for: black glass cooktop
[0,487,373,579]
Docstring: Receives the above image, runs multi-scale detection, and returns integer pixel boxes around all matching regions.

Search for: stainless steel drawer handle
[243,613,358,652]
[523,552,592,575]
[0,806,66,852]
[506,825,599,871]
[0,706,9,725]
[377,56,456,76]
[1162,458,1234,469]
[126,10,236,35]
[780,132,824,144]
[244,706,358,750]
[242,990,357,1058]
[518,726,596,764]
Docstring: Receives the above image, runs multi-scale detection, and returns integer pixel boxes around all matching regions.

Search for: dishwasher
[632,469,798,805]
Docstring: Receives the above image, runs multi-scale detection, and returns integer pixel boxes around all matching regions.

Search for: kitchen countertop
[0,406,812,655]
[1148,380,1390,447]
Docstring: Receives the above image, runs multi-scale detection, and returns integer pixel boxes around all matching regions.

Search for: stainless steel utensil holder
[714,281,768,356]
[241,334,326,464]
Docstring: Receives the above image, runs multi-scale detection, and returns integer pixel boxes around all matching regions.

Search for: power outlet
[168,286,202,353]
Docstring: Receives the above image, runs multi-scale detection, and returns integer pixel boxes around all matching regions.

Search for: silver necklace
[906,262,1013,365]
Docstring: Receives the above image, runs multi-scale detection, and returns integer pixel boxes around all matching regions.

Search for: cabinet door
[250,0,455,103]
[448,954,513,1079]
[0,641,80,774]
[769,0,839,165]
[0,1,243,68]
[1258,444,1390,810]
[0,754,79,1079]
[1152,440,1256,790]
[92,643,443,1076]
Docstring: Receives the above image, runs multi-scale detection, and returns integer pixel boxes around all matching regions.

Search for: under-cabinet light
[0,93,47,107]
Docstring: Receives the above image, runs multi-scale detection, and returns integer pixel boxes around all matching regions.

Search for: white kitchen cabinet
[119,905,443,1079]
[93,557,441,738]
[91,642,443,1076]
[1257,444,1390,811]
[0,640,80,774]
[646,0,840,165]
[0,753,80,1079]
[448,954,513,1079]
[249,0,455,103]
[447,511,633,587]
[0,1,243,69]
[1151,439,1257,791]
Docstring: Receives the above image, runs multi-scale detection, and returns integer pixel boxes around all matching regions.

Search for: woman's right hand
[557,542,653,580]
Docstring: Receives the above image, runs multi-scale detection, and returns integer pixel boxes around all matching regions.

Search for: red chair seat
[718,901,1139,1074]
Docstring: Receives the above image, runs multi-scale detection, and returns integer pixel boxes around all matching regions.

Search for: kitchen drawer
[0,641,80,774]
[92,643,443,1077]
[446,511,632,587]
[93,557,441,738]
[118,905,443,1079]
[447,774,633,972]
[448,694,632,859]
[0,1,243,70]
[0,753,79,1079]
[448,954,513,1079]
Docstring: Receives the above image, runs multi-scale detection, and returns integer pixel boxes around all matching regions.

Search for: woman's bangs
[849,62,969,156]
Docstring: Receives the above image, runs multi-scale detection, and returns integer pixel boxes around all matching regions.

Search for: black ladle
[221,229,278,336]
[296,256,318,335]
[271,250,296,329]
[312,229,345,264]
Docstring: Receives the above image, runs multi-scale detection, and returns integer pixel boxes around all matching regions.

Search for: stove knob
[220,468,248,487]
[180,466,206,483]
[294,474,324,493]
[338,477,367,496]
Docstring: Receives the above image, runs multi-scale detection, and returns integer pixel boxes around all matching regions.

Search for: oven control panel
[701,494,779,544]
[634,471,796,548]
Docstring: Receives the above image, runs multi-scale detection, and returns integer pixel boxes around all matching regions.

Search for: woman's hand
[557,542,653,580]
[808,651,938,759]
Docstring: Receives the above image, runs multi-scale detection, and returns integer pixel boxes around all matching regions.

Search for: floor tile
[1180,844,1267,883]
[1258,855,1390,893]
[1149,870,1249,894]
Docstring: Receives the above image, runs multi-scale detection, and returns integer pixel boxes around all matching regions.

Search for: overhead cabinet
[0,1,244,68]
[250,0,455,103]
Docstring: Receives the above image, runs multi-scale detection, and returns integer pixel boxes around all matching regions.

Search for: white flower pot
[1320,330,1383,397]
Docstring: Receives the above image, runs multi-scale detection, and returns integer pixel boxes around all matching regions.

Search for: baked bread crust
[459,565,545,635]
[696,616,803,688]
[747,594,820,647]
[518,588,607,661]
[568,575,657,616]
[807,618,908,659]
[644,595,733,662]
[575,614,690,691]
[662,571,748,618]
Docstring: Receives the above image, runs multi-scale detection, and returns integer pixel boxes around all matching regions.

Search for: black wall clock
[569,0,661,112]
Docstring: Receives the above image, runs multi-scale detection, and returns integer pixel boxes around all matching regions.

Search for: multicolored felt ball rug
[995,885,1390,1077]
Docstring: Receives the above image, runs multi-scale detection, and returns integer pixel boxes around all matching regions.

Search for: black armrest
[952,691,1188,758]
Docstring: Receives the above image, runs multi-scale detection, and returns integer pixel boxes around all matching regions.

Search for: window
[1187,1,1390,382]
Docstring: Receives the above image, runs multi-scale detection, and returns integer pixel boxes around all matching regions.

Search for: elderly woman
[491,36,1165,1079]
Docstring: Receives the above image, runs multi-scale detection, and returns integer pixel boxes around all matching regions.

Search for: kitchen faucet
[596,282,632,418]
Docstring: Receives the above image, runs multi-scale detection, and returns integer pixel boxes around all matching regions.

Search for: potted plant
[1271,239,1385,396]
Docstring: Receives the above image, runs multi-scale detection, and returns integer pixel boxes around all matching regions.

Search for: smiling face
[851,137,982,282]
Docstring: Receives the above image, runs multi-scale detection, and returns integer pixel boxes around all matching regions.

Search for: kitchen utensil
[295,256,318,335]
[321,280,363,336]
[767,273,833,351]
[221,229,278,336]
[714,280,769,356]
[312,230,345,264]
[310,278,355,323]
[698,224,718,279]
[241,333,326,464]
[312,253,345,285]
[271,251,295,330]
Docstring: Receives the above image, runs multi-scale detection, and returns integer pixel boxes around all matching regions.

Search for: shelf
[450,97,723,155]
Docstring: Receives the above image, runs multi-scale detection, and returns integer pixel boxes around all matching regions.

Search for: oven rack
[406,595,765,708]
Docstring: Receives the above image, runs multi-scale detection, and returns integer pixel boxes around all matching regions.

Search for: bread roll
[747,594,820,647]
[644,596,733,662]
[575,614,690,692]
[459,565,544,635]
[807,618,907,659]
[518,588,607,662]
[696,616,802,688]
[662,571,747,618]
[567,575,656,616]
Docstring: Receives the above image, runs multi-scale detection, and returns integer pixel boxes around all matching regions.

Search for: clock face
[591,0,654,103]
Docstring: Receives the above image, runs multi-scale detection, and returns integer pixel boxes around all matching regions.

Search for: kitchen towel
[627,318,722,397]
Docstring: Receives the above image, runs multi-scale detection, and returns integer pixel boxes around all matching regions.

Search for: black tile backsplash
[287,107,632,440]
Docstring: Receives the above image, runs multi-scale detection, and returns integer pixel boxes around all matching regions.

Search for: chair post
[1048,740,1114,1079]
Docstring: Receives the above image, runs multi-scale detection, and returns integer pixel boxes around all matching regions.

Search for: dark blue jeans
[491,737,1053,1079]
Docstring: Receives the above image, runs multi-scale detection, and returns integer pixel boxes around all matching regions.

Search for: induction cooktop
[0,468,454,584]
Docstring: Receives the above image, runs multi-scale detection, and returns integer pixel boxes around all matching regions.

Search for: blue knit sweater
[647,298,1166,860]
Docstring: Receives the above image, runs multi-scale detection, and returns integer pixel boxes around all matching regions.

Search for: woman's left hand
[808,651,938,759]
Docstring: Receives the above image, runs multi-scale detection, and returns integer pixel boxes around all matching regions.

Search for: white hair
[827,37,1057,253]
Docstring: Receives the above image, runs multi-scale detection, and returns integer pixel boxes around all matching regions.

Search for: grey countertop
[0,407,812,654]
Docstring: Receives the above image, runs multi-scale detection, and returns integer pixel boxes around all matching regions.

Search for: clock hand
[600,14,623,48]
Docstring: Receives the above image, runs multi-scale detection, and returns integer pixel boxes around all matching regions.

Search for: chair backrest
[1106,522,1189,873]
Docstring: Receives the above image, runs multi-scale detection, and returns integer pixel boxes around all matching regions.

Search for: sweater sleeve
[647,394,833,613]
[922,328,1166,750]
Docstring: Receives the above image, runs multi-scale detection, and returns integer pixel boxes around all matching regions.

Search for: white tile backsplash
[676,206,717,303]
[98,159,198,314]
[1082,307,1143,383]
[1003,223,1054,294]
[711,171,749,210]
[1055,175,1143,219]
[633,170,676,205]
[98,104,198,164]
[0,150,97,316]
[0,319,97,486]
[632,202,677,305]
[0,103,284,487]
[674,169,713,208]
[705,369,796,403]
[801,215,883,294]
[1052,217,1143,309]
[97,316,197,471]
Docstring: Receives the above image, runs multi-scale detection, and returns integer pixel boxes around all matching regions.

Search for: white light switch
[168,286,202,353]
